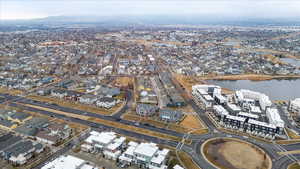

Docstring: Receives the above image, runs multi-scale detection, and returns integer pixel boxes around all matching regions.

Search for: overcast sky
[1,0,300,20]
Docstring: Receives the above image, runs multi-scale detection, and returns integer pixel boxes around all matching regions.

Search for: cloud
[1,0,300,20]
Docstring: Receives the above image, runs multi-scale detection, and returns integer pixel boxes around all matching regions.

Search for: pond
[207,79,300,100]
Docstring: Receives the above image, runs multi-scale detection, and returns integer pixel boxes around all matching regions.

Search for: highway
[1,92,300,169]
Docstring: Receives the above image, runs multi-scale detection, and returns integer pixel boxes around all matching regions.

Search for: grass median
[20,103,184,143]
[27,95,123,116]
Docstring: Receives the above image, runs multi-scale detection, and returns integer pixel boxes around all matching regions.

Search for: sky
[1,0,300,20]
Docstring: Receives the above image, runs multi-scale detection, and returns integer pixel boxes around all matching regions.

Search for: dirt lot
[179,114,208,134]
[203,138,271,169]
[122,112,207,135]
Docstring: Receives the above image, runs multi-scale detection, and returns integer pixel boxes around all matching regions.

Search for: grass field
[202,138,272,169]
[27,95,123,116]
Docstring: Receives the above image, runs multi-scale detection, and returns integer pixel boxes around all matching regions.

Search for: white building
[119,142,169,169]
[41,155,99,169]
[192,87,214,109]
[266,108,285,129]
[82,131,117,151]
[235,89,272,111]
[103,136,126,160]
[290,98,300,113]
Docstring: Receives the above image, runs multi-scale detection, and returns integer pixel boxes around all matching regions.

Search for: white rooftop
[106,136,126,151]
[41,155,98,169]
[226,114,246,122]
[266,108,284,128]
[173,165,184,169]
[238,112,259,119]
[134,142,158,157]
[250,106,262,113]
[203,94,214,101]
[214,105,229,115]
[227,103,241,111]
[85,131,117,145]
[291,98,300,107]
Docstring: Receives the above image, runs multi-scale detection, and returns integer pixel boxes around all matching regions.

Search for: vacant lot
[202,138,271,169]
[113,77,134,87]
[122,112,207,135]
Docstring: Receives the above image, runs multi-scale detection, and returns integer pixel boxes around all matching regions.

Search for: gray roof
[0,134,22,151]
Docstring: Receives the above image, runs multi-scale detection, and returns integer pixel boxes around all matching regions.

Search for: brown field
[288,162,300,169]
[0,87,23,95]
[113,77,134,87]
[201,74,300,81]
[173,74,205,92]
[202,138,272,169]
[179,114,208,134]
[122,112,207,135]
[27,95,123,116]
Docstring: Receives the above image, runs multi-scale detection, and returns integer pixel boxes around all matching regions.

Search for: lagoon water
[207,79,300,100]
[280,58,300,67]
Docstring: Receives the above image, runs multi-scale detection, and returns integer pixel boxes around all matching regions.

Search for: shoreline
[200,74,300,81]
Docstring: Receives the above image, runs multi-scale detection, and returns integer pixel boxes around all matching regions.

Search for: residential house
[79,94,97,105]
[136,104,158,117]
[159,109,183,122]
[96,97,116,109]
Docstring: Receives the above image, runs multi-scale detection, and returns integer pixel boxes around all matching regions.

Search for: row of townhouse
[48,88,119,109]
[0,133,44,166]
[12,116,73,146]
[81,131,170,169]
[136,104,183,122]
[213,105,285,137]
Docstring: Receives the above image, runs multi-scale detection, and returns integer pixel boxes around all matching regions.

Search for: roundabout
[201,137,272,169]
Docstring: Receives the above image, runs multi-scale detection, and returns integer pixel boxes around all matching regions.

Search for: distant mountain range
[1,15,300,29]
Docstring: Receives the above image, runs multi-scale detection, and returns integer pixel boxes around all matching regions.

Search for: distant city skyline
[1,0,300,20]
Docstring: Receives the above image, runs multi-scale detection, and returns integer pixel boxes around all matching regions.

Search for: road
[1,93,300,169]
